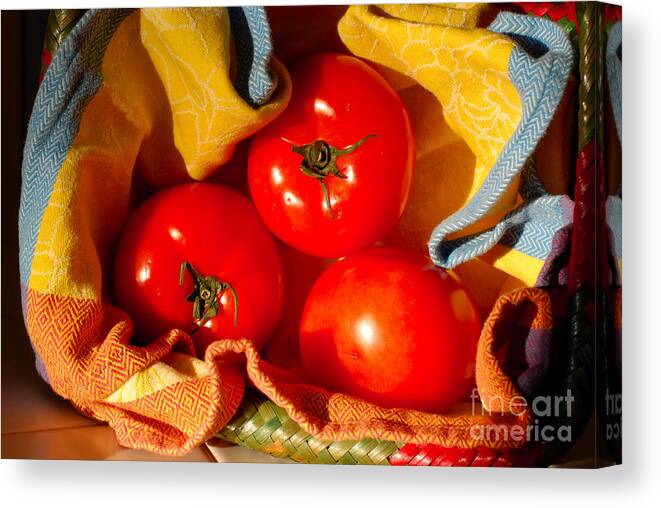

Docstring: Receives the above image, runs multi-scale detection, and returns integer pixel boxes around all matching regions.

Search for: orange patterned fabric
[29,284,547,454]
[476,288,554,413]
[26,289,246,454]
[241,345,532,449]
[237,289,546,450]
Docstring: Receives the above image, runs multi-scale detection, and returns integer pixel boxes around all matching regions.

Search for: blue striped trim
[428,13,573,268]
[18,9,132,385]
[229,6,277,107]
[606,196,622,269]
[606,23,622,277]
[18,9,132,293]
[435,195,573,263]
[499,195,573,258]
[606,22,622,143]
[18,7,277,297]
[19,8,279,383]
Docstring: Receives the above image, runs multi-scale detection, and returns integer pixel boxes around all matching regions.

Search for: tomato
[248,53,415,258]
[261,242,338,368]
[277,242,337,327]
[113,183,284,354]
[299,248,481,413]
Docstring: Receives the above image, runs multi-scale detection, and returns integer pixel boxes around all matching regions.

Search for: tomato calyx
[179,261,239,329]
[291,134,376,219]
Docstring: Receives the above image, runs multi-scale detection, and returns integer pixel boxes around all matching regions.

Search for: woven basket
[536,2,621,466]
[39,4,618,466]
[40,9,85,79]
[218,389,541,466]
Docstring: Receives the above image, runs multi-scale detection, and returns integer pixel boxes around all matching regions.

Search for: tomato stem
[291,134,376,219]
[179,261,239,329]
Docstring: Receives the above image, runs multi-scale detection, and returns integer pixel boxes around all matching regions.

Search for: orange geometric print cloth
[27,285,552,455]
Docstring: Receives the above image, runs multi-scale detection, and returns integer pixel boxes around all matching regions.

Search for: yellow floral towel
[339,4,575,298]
[20,7,290,454]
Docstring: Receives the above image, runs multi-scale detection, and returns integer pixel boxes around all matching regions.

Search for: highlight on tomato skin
[298,247,481,414]
[248,53,415,259]
[108,52,477,419]
[112,182,284,356]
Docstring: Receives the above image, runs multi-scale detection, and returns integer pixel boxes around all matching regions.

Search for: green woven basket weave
[218,390,400,465]
[217,390,540,467]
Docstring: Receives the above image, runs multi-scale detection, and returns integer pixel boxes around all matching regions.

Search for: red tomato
[248,53,415,258]
[277,241,337,328]
[113,183,284,354]
[261,242,338,369]
[299,248,481,413]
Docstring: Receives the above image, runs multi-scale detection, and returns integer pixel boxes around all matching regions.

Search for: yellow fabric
[25,5,559,455]
[339,4,521,240]
[481,244,545,287]
[451,258,526,319]
[105,353,209,403]
[29,8,291,300]
[369,3,487,27]
[339,4,530,307]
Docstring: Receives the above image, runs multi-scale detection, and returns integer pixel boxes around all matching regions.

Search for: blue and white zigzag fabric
[606,21,622,279]
[428,13,575,281]
[228,6,278,107]
[607,22,622,144]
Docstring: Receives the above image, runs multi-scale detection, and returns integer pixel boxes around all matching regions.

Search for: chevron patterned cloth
[21,5,572,455]
[241,285,557,450]
[339,5,575,289]
[19,7,291,455]
[606,20,622,280]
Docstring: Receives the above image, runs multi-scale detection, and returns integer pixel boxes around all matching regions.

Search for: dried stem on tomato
[179,261,239,330]
[291,134,376,219]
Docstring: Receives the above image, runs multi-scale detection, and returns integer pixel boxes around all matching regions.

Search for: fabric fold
[428,13,574,280]
[338,6,574,287]
[19,7,291,454]
[605,21,622,279]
